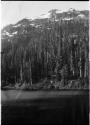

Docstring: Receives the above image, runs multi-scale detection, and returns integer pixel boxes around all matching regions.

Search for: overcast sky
[1,1,89,28]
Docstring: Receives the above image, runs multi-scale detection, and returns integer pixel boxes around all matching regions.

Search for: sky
[1,1,89,28]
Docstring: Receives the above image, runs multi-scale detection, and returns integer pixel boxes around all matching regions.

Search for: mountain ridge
[1,9,89,40]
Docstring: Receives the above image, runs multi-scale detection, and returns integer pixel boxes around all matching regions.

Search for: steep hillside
[1,9,89,89]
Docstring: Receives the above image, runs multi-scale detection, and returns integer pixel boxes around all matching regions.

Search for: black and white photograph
[1,1,89,124]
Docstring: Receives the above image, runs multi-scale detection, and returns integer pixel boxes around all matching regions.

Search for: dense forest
[1,9,89,89]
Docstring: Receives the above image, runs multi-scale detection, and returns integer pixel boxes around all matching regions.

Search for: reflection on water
[2,90,89,125]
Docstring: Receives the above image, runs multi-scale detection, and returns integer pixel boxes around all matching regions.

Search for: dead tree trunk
[29,58,32,86]
[20,65,23,85]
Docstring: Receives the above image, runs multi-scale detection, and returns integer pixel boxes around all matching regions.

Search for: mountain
[1,9,89,39]
[1,8,89,51]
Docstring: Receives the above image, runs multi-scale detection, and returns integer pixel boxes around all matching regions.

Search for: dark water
[2,90,89,125]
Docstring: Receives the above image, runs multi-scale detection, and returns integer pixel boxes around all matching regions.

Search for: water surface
[2,90,89,124]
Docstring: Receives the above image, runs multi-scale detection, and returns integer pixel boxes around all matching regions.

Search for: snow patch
[30,24,35,26]
[62,17,73,21]
[56,10,65,13]
[13,24,21,27]
[38,13,50,19]
[3,31,14,37]
[77,14,85,18]
[68,8,75,12]
[12,31,17,35]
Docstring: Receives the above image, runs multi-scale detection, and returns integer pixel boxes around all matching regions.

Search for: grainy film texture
[1,1,89,125]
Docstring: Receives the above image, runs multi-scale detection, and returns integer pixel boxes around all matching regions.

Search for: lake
[1,90,89,124]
